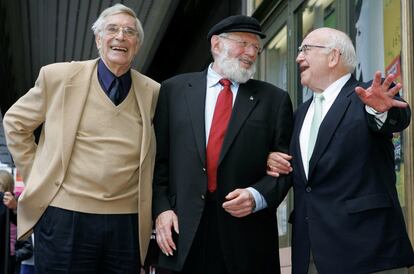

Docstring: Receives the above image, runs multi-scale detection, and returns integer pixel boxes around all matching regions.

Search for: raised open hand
[355,71,407,113]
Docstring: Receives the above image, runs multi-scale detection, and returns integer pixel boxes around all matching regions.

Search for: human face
[95,13,140,76]
[216,32,261,70]
[296,30,333,92]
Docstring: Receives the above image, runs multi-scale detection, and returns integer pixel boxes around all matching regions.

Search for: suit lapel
[293,100,311,182]
[184,72,208,165]
[308,77,358,179]
[219,81,258,164]
[131,70,154,165]
[61,59,98,174]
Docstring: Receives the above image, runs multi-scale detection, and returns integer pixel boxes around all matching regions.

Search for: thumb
[225,189,241,200]
[173,215,179,234]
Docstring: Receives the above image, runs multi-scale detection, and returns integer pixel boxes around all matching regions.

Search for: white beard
[215,46,256,83]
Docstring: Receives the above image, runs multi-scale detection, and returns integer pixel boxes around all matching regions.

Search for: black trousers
[34,206,140,274]
[176,192,228,274]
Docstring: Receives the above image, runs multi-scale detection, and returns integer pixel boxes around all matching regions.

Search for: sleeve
[3,67,47,181]
[152,82,172,218]
[250,90,294,208]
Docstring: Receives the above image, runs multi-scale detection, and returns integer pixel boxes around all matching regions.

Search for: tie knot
[219,79,231,88]
[314,93,324,102]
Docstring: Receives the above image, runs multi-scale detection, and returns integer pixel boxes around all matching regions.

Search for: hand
[155,210,179,256]
[222,188,255,218]
[267,152,293,177]
[3,192,17,210]
[355,71,408,113]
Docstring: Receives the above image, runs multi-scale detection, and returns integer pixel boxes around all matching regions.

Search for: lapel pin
[249,96,254,101]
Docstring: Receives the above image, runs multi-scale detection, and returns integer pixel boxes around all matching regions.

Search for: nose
[115,28,126,40]
[296,52,304,63]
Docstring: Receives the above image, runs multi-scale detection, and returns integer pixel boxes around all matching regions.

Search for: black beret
[207,15,266,41]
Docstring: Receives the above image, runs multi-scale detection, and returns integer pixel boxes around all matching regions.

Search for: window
[354,0,406,206]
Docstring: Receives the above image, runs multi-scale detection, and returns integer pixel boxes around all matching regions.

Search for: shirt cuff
[365,105,388,129]
[246,187,268,212]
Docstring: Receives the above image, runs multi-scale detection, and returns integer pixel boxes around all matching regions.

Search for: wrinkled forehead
[104,13,136,27]
[302,29,329,45]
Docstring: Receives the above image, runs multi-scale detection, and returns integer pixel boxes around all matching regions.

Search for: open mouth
[299,66,309,73]
[110,46,127,52]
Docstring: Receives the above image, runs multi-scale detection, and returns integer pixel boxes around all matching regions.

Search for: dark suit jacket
[289,76,414,274]
[152,70,293,273]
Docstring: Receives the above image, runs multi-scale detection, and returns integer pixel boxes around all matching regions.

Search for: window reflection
[263,26,289,238]
[354,0,405,206]
[301,0,336,102]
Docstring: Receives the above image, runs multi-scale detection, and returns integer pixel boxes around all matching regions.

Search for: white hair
[322,29,357,73]
[91,3,144,45]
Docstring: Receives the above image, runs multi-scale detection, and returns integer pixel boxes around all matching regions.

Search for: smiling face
[211,32,260,83]
[95,13,140,76]
[296,29,333,92]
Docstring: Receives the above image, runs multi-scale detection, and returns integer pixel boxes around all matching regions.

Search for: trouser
[34,206,140,274]
[175,192,227,274]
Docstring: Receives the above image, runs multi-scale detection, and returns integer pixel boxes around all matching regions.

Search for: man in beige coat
[3,4,159,273]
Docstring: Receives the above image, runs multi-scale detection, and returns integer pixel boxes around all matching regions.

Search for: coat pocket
[345,193,391,214]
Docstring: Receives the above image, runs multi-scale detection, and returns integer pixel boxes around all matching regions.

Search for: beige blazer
[3,59,160,263]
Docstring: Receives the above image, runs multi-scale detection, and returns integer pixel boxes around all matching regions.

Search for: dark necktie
[109,77,121,105]
[206,79,233,192]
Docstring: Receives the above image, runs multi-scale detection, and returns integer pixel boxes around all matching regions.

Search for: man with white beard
[152,15,293,274]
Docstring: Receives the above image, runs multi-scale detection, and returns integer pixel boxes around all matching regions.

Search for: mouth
[239,58,254,66]
[110,46,128,52]
[299,65,309,73]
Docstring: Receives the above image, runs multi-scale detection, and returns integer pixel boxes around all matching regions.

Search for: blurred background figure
[1,170,17,274]
[15,234,34,274]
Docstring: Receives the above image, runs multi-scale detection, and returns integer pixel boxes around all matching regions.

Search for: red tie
[206,79,233,192]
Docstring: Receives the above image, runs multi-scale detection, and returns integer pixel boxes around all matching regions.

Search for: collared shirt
[97,59,132,104]
[300,73,351,178]
[300,73,388,178]
[205,64,267,212]
[205,64,238,142]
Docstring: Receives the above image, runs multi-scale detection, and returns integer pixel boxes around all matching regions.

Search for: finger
[267,170,280,177]
[382,73,396,89]
[223,193,250,210]
[159,230,174,255]
[371,71,382,88]
[225,206,251,217]
[272,164,292,173]
[156,231,169,255]
[387,83,402,97]
[355,86,367,98]
[276,152,292,160]
[225,189,240,201]
[392,99,408,109]
[268,157,291,168]
[173,216,179,235]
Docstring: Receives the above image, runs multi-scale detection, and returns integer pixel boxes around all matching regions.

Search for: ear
[328,48,341,68]
[95,34,102,51]
[210,35,221,56]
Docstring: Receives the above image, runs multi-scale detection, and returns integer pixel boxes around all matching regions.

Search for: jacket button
[305,186,312,193]
[54,181,60,186]
[202,168,206,172]
[201,194,205,200]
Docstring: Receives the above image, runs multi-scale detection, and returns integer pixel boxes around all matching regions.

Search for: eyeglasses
[104,24,138,38]
[298,44,329,54]
[219,35,262,54]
